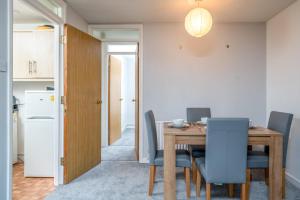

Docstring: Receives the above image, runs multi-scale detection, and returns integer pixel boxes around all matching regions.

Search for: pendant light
[185,0,213,38]
[35,25,54,30]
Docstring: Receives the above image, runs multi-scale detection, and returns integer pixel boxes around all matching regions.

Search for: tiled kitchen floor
[13,162,55,200]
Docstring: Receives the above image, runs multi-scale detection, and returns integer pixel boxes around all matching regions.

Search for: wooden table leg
[164,134,176,200]
[269,135,283,200]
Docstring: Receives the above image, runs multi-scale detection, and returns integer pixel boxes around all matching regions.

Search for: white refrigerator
[24,91,55,177]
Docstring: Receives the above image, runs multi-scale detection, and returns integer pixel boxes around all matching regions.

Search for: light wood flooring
[13,162,55,200]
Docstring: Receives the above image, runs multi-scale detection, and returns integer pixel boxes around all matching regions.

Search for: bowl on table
[170,119,188,128]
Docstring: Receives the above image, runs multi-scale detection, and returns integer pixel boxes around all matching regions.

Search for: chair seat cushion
[247,151,269,168]
[154,150,191,167]
[190,145,206,158]
[195,157,206,179]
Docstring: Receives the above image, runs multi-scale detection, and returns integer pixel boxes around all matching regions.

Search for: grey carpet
[101,128,136,161]
[102,146,136,161]
[111,128,135,146]
[46,161,300,200]
[47,128,300,200]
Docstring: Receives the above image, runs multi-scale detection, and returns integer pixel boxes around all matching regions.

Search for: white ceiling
[13,0,50,24]
[66,0,296,24]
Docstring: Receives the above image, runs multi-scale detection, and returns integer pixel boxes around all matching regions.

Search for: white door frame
[2,2,66,195]
[88,24,145,163]
[22,0,66,186]
[102,42,138,147]
[24,0,66,24]
[0,0,13,199]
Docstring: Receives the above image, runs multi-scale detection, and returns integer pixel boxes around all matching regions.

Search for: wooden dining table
[163,122,283,200]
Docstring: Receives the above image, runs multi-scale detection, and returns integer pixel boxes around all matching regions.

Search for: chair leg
[196,170,202,197]
[192,157,197,184]
[241,183,247,200]
[184,167,191,198]
[282,168,286,199]
[246,169,251,200]
[265,168,269,186]
[148,165,156,196]
[206,183,211,200]
[228,184,235,197]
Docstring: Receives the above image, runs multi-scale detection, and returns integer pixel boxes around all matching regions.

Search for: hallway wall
[266,0,300,187]
[117,55,136,131]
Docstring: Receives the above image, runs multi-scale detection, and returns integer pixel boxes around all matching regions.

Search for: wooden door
[13,31,34,79]
[108,55,122,145]
[64,24,101,184]
[33,30,54,78]
[134,44,140,160]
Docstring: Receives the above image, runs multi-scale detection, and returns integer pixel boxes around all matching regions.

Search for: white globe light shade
[185,8,213,38]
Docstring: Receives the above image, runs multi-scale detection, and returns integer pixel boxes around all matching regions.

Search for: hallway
[102,128,136,161]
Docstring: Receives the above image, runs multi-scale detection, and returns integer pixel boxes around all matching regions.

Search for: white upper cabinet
[13,31,34,79]
[32,31,54,78]
[13,30,54,80]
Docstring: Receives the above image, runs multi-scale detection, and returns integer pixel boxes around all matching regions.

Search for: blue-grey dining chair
[145,110,192,198]
[186,107,211,183]
[195,118,250,200]
[247,111,293,198]
[187,108,211,123]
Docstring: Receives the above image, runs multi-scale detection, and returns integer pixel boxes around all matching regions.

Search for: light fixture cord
[195,0,202,8]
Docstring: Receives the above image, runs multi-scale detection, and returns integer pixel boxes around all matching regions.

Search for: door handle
[132,99,136,102]
[96,100,101,104]
[120,98,124,101]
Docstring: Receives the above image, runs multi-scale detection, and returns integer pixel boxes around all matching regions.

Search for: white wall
[13,82,54,160]
[142,22,267,161]
[267,0,300,187]
[66,5,88,33]
[120,56,126,131]
[123,55,136,128]
[118,55,136,132]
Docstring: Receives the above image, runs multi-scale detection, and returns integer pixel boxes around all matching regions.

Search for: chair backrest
[268,111,293,167]
[145,110,158,165]
[205,118,249,184]
[186,108,211,122]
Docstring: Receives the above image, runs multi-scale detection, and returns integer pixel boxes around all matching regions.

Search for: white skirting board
[126,124,135,129]
[286,172,300,189]
[122,124,135,133]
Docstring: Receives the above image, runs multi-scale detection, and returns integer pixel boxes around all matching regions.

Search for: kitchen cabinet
[13,30,54,80]
[13,31,34,79]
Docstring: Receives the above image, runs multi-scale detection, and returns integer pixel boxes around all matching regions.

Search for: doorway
[12,0,61,199]
[88,25,143,162]
[104,51,137,161]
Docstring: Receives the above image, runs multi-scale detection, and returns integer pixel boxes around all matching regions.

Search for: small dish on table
[168,123,190,128]
[168,119,190,128]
